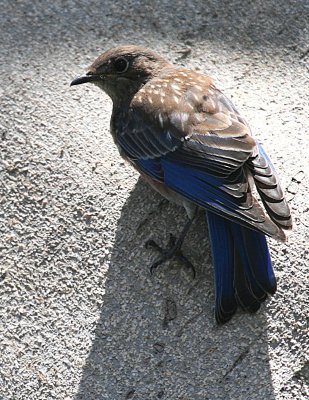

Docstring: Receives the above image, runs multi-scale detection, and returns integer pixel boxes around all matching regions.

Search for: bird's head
[71,45,171,103]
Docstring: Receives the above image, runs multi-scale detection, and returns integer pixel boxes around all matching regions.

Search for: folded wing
[114,70,292,240]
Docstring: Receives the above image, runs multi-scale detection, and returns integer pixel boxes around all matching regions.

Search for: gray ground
[1,1,308,399]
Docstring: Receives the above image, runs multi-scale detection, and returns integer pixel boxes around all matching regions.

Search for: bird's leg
[145,216,196,277]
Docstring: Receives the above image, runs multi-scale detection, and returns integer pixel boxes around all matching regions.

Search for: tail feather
[207,212,237,323]
[207,211,277,324]
[230,224,276,295]
[233,244,265,312]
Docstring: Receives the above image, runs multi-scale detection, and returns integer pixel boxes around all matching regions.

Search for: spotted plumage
[71,45,292,324]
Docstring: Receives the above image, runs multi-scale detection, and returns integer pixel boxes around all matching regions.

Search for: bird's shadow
[75,178,275,399]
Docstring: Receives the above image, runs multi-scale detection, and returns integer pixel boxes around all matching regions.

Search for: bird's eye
[114,57,129,73]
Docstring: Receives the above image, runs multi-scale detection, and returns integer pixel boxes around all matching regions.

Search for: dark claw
[167,234,177,248]
[150,258,165,275]
[146,236,196,278]
[145,239,163,252]
[145,216,196,278]
[175,253,196,279]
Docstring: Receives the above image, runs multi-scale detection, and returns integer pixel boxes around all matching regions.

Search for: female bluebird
[71,45,292,324]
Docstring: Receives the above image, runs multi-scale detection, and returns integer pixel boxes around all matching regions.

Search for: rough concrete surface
[1,1,308,399]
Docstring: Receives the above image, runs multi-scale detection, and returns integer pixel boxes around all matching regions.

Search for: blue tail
[207,211,277,324]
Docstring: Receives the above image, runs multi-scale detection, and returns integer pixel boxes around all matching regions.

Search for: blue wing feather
[136,155,266,229]
[135,154,276,323]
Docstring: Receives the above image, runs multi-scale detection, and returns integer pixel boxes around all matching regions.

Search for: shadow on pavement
[75,179,276,399]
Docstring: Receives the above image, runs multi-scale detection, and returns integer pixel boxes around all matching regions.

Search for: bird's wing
[118,75,254,172]
[115,75,291,239]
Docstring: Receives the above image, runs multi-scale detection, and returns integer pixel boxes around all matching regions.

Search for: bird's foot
[145,234,195,278]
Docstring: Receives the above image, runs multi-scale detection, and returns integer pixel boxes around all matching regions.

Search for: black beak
[70,73,98,86]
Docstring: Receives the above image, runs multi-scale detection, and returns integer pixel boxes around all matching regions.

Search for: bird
[71,45,292,324]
